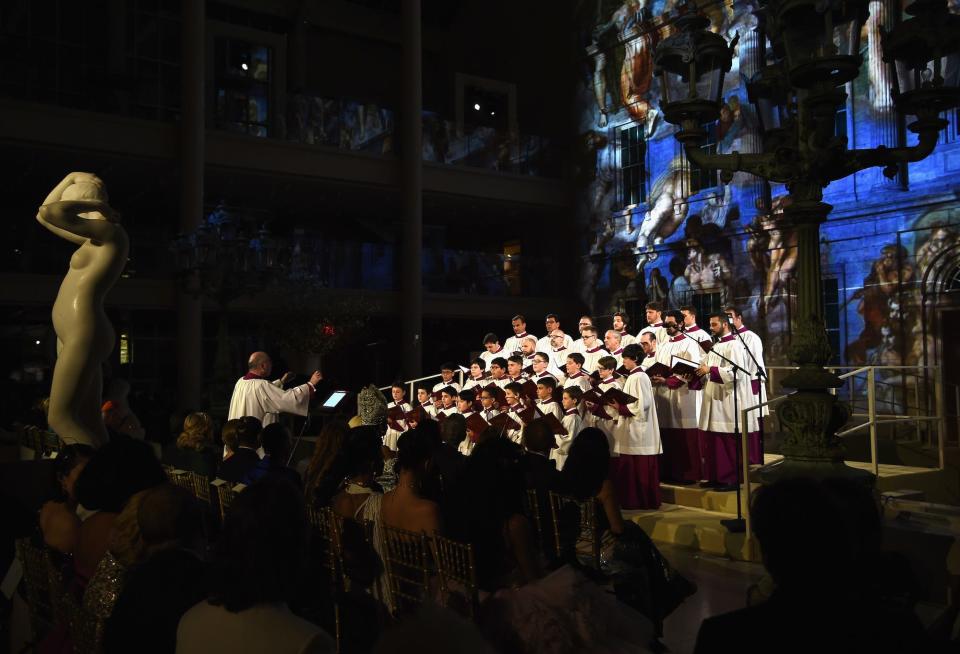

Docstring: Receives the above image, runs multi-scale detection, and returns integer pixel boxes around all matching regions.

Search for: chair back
[169,469,212,505]
[433,535,479,620]
[212,479,244,523]
[548,491,602,569]
[380,525,432,617]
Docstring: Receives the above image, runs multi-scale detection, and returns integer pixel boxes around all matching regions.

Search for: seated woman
[176,477,335,654]
[379,427,442,535]
[302,420,350,504]
[558,427,695,635]
[220,418,238,462]
[162,412,219,478]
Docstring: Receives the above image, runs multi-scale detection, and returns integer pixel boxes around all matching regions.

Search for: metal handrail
[380,371,466,401]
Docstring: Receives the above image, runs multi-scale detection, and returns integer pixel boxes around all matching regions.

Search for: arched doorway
[920,241,960,444]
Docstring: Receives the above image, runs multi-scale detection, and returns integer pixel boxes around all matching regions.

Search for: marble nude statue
[37,173,128,447]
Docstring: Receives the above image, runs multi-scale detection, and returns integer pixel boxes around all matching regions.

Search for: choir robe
[535,398,563,422]
[552,408,583,471]
[531,371,558,387]
[438,405,460,418]
[609,367,662,509]
[684,324,713,345]
[479,346,505,369]
[491,376,511,389]
[432,380,462,394]
[688,333,761,485]
[590,376,623,453]
[608,347,625,369]
[639,355,659,372]
[537,333,573,354]
[618,330,636,347]
[638,323,668,346]
[570,338,586,354]
[458,410,476,455]
[462,376,488,394]
[503,332,537,357]
[563,371,593,394]
[419,401,438,420]
[581,345,606,374]
[227,373,313,426]
[384,401,412,451]
[653,335,703,483]
[736,326,769,421]
[502,403,527,444]
[549,347,572,377]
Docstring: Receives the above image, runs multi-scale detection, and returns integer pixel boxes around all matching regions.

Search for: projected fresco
[575,0,960,372]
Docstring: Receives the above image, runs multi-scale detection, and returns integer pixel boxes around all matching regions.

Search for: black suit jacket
[216,447,260,484]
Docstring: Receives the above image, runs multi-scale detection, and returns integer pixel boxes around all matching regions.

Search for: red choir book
[699,339,714,352]
[404,406,426,423]
[643,362,673,379]
[588,402,613,420]
[489,412,521,432]
[582,388,603,406]
[483,383,507,406]
[670,355,699,376]
[602,387,637,418]
[386,405,406,432]
[516,404,537,424]
[519,380,539,403]
[465,413,490,438]
[537,411,568,436]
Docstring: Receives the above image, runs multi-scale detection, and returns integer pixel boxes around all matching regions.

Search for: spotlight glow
[473,103,480,111]
[241,62,249,71]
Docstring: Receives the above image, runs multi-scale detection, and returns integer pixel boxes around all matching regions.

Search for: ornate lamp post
[654,0,960,481]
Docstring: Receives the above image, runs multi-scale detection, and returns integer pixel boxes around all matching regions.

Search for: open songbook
[465,412,490,439]
[670,355,699,376]
[386,404,407,431]
[535,407,568,435]
[489,412,521,432]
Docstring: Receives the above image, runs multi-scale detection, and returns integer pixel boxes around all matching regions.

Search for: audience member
[162,411,219,478]
[694,477,930,654]
[433,414,467,496]
[220,419,239,461]
[243,423,302,488]
[103,484,207,654]
[302,419,351,503]
[381,429,442,535]
[216,416,262,484]
[177,478,335,654]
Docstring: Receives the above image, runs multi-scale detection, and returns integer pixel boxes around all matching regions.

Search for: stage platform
[625,454,952,562]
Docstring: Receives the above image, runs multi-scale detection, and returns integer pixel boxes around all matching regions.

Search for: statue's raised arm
[39,173,129,447]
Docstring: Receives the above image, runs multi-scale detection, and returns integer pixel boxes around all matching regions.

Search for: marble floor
[657,544,767,654]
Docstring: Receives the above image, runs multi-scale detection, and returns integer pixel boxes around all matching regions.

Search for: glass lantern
[654,12,736,139]
[762,0,869,89]
[882,0,960,119]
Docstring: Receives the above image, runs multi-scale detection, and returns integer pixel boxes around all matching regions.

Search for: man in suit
[217,416,262,483]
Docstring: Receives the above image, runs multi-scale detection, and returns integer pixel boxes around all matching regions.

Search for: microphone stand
[681,329,746,533]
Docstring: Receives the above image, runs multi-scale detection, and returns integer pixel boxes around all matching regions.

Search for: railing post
[915,372,922,444]
[868,367,879,477]
[936,366,946,470]
[741,406,753,560]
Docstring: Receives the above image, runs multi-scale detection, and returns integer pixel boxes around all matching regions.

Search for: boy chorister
[501,382,527,444]
[462,358,488,394]
[563,353,593,394]
[437,386,460,418]
[610,343,662,510]
[416,385,438,420]
[488,357,510,388]
[554,387,584,470]
[432,362,462,395]
[529,352,558,383]
[384,382,412,451]
[477,387,500,423]
[590,355,623,451]
[506,355,527,383]
[456,389,476,419]
[479,332,505,369]
[534,377,562,421]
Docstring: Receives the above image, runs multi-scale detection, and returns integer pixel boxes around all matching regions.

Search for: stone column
[399,0,424,379]
[177,0,205,411]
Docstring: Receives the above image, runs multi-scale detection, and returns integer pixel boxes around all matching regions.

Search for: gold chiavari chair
[433,536,479,621]
[307,505,344,653]
[380,525,432,618]
[548,491,602,570]
[212,479,244,524]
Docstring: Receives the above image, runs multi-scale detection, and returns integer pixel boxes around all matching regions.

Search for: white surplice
[227,374,312,426]
[612,368,661,456]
